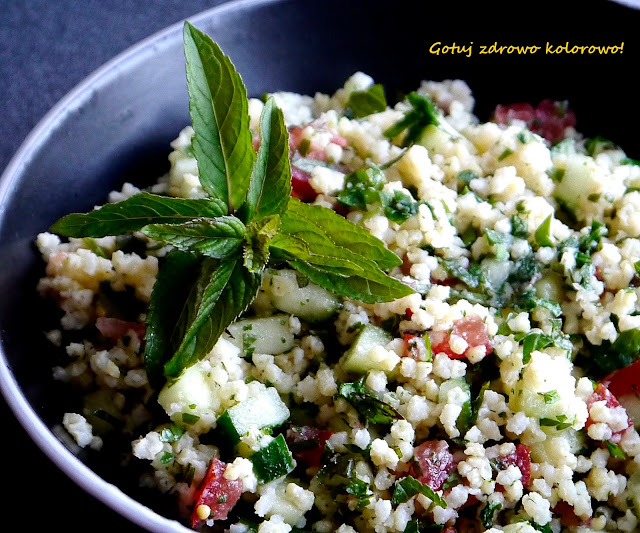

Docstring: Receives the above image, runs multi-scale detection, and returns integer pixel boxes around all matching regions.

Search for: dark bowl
[2,0,640,531]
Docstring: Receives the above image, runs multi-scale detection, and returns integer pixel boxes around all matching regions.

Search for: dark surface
[1,0,640,532]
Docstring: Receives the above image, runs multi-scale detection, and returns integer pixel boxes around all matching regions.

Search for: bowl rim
[0,0,280,530]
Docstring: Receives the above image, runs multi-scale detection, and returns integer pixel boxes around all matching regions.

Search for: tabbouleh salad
[36,22,640,533]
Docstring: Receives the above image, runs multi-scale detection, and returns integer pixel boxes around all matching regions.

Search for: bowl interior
[1,0,640,529]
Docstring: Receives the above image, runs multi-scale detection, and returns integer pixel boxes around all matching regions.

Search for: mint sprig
[49,22,414,380]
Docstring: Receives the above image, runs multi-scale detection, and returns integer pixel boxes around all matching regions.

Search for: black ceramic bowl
[2,0,640,531]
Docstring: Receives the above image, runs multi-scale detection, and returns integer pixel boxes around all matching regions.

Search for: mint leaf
[283,198,402,271]
[337,379,403,425]
[242,97,291,221]
[290,259,413,304]
[50,192,226,237]
[270,232,366,277]
[164,258,261,377]
[144,250,202,384]
[347,84,387,118]
[391,476,447,508]
[183,21,255,212]
[243,214,281,273]
[141,216,246,258]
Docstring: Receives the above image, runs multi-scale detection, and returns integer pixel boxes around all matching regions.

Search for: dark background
[2,0,640,532]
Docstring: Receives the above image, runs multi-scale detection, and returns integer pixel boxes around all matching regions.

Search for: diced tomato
[429,315,492,360]
[411,440,455,491]
[289,126,348,160]
[290,166,318,202]
[286,426,332,468]
[552,501,592,528]
[585,383,633,443]
[403,334,428,360]
[96,317,146,341]
[498,444,531,488]
[602,360,640,401]
[493,99,576,144]
[191,458,242,528]
[493,102,536,125]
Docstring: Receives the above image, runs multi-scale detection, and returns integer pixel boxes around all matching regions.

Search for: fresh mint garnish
[48,22,414,380]
[346,84,387,118]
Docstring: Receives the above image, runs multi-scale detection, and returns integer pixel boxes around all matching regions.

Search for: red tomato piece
[403,334,429,360]
[286,426,332,468]
[493,102,536,125]
[289,126,328,160]
[95,317,146,341]
[602,359,640,401]
[585,383,633,443]
[411,440,455,491]
[552,501,592,528]
[429,315,492,360]
[191,458,242,528]
[290,166,318,202]
[499,444,531,488]
[493,99,576,144]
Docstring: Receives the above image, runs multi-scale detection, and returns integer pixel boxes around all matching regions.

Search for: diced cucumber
[224,314,295,356]
[339,325,394,375]
[480,257,512,289]
[158,358,222,432]
[438,378,472,434]
[417,124,451,155]
[508,352,578,435]
[255,478,309,526]
[529,429,585,466]
[553,153,598,214]
[216,386,290,443]
[535,271,564,302]
[251,434,295,483]
[266,269,341,322]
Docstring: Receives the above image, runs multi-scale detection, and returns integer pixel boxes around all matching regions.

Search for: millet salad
[36,22,640,533]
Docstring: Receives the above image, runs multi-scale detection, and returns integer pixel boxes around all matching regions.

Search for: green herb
[498,148,514,161]
[183,22,255,211]
[337,378,403,425]
[391,476,447,508]
[457,170,477,185]
[510,215,528,239]
[584,136,619,157]
[441,258,483,289]
[159,423,185,443]
[534,215,553,247]
[182,412,200,424]
[538,390,560,404]
[160,452,176,464]
[579,221,608,254]
[522,332,554,364]
[336,166,418,224]
[584,328,640,378]
[539,414,574,431]
[384,92,458,146]
[480,501,502,528]
[603,440,626,459]
[346,84,387,118]
[403,520,444,533]
[83,237,109,258]
[622,157,640,166]
[50,23,413,380]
